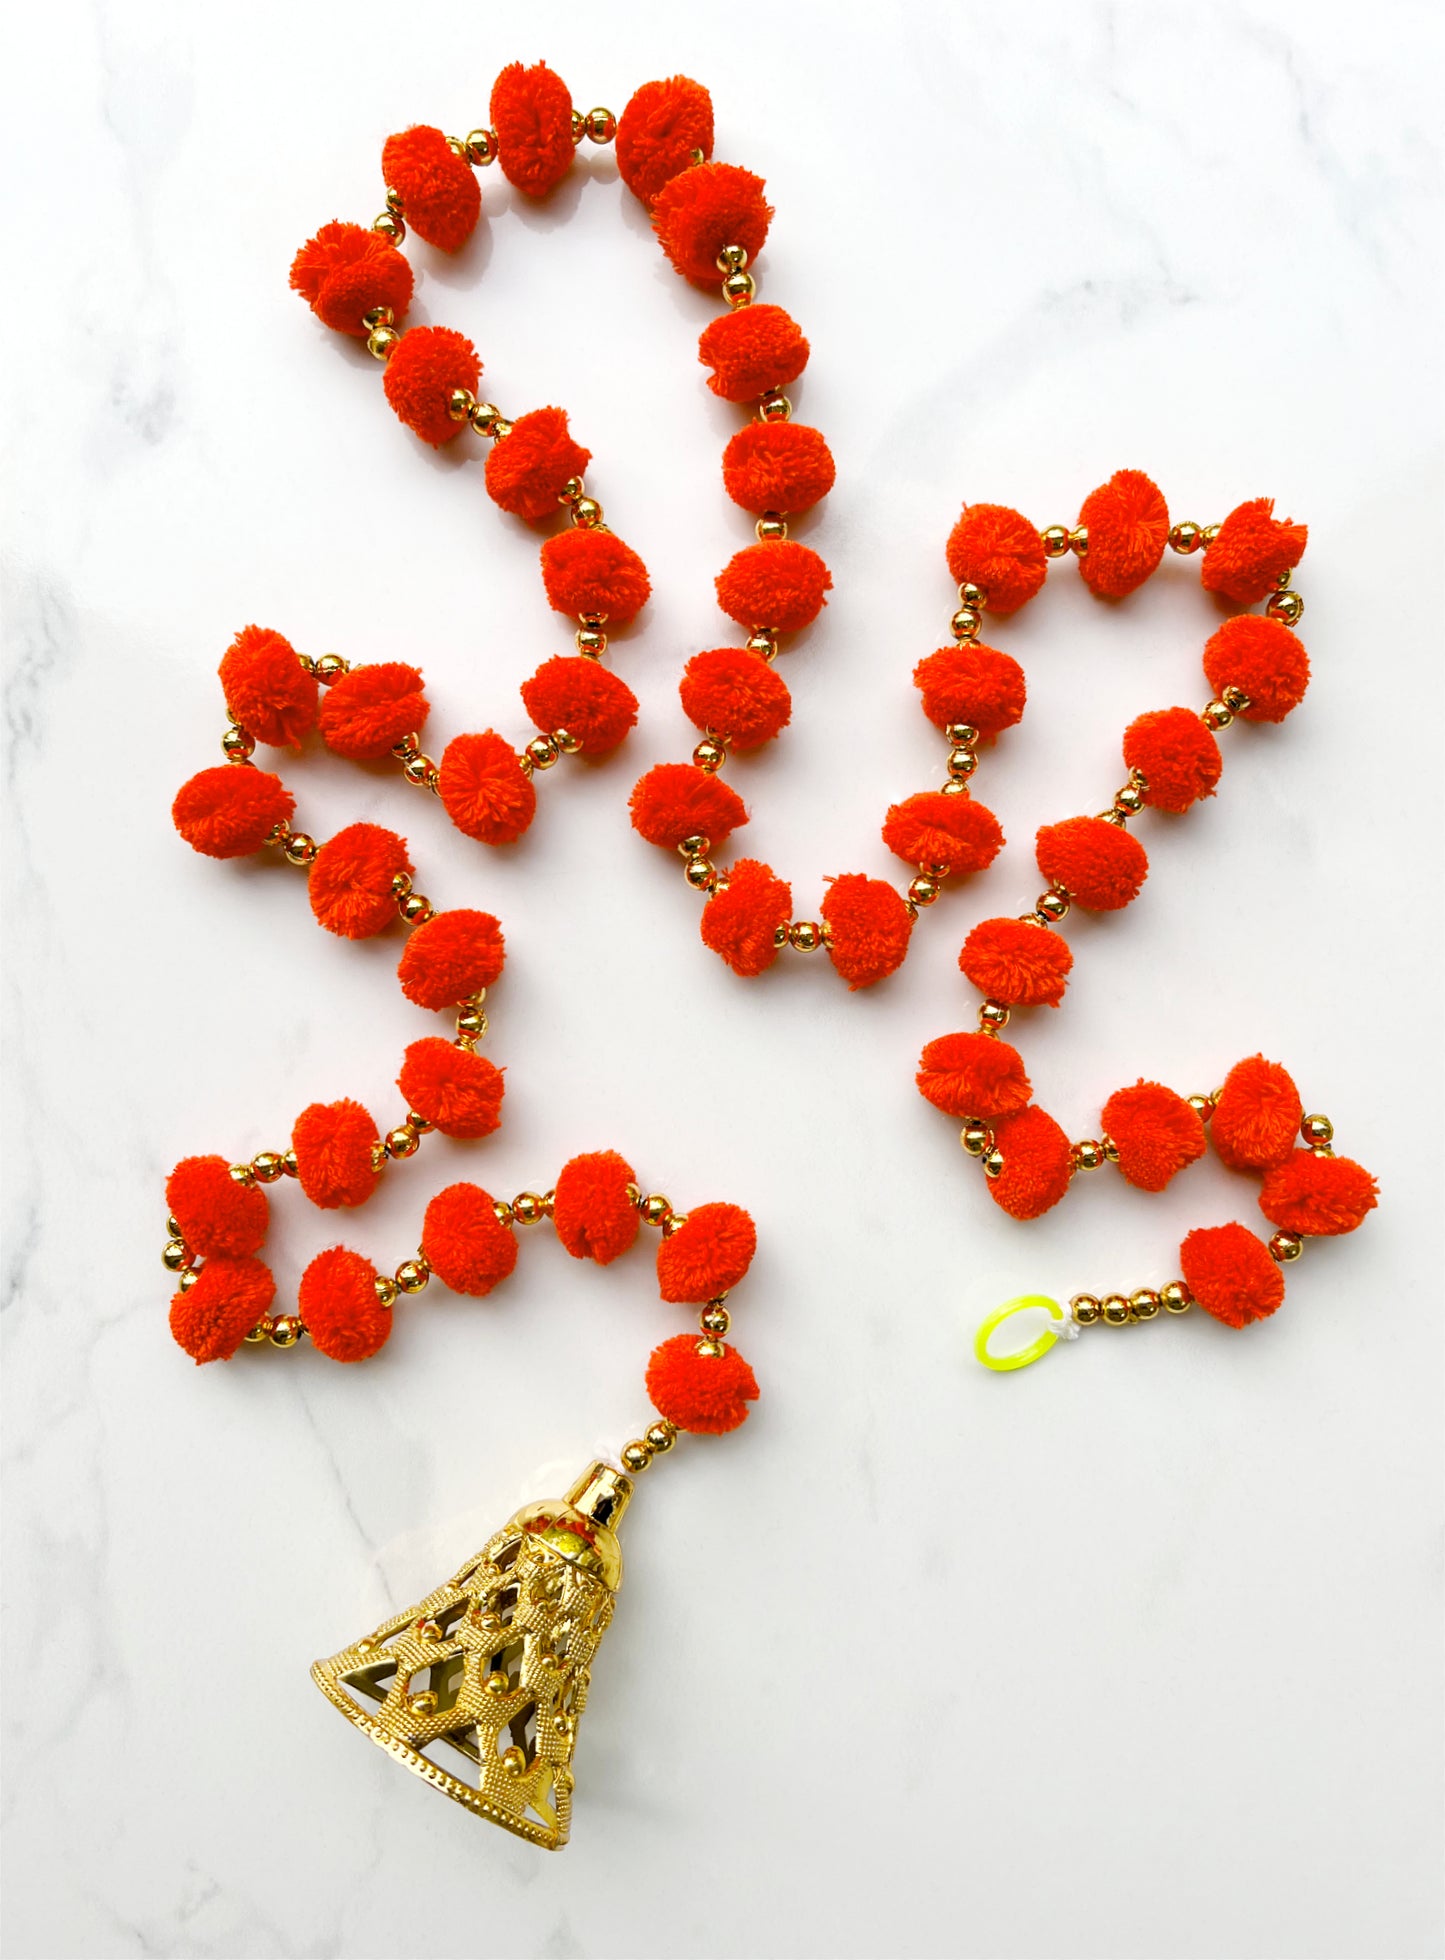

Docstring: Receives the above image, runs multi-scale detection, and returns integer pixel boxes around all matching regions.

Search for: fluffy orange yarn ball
[1101,1081,1206,1191]
[821,874,913,991]
[679,649,791,749]
[381,125,481,253]
[170,1255,275,1364]
[319,663,429,760]
[309,823,412,939]
[173,765,294,859]
[397,908,506,1010]
[646,1333,759,1435]
[299,1247,393,1362]
[438,731,537,845]
[959,917,1072,1008]
[1211,1055,1302,1172]
[1258,1150,1379,1237]
[1123,707,1222,812]
[490,61,574,198]
[912,645,1027,738]
[700,859,791,976]
[552,1151,640,1264]
[698,304,809,402]
[652,162,772,283]
[946,504,1047,614]
[1076,469,1169,599]
[1200,498,1307,605]
[292,1099,381,1210]
[722,423,835,515]
[881,791,1003,876]
[715,540,831,632]
[382,326,482,447]
[521,656,638,756]
[422,1183,518,1295]
[616,76,714,205]
[657,1202,757,1302]
[1180,1222,1284,1327]
[1202,615,1310,723]
[986,1106,1074,1220]
[915,1032,1031,1121]
[218,625,317,749]
[397,1037,504,1139]
[166,1154,269,1259]
[540,528,651,623]
[1036,816,1148,911]
[486,408,591,521]
[290,222,414,335]
[630,763,748,851]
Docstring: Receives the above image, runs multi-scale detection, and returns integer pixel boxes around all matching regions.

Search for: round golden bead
[950,607,982,643]
[945,723,979,747]
[1113,783,1145,817]
[447,387,475,422]
[314,654,349,684]
[1269,1231,1304,1263]
[465,128,497,165]
[1101,1294,1132,1327]
[1131,1288,1162,1321]
[374,1275,398,1308]
[243,1319,270,1343]
[755,514,787,542]
[1069,526,1089,556]
[788,921,823,952]
[723,269,756,306]
[371,212,404,243]
[399,893,434,925]
[716,244,749,271]
[908,875,940,906]
[1037,888,1069,922]
[584,106,617,143]
[269,1315,303,1348]
[1041,525,1072,558]
[1220,685,1251,714]
[163,1238,191,1272]
[470,400,505,436]
[390,871,412,897]
[1201,522,1222,547]
[574,624,607,658]
[679,833,710,858]
[571,497,603,529]
[366,325,401,360]
[956,583,987,612]
[695,1338,725,1359]
[644,1420,677,1453]
[282,1150,299,1177]
[282,832,317,867]
[1267,589,1305,626]
[483,1669,510,1697]
[684,857,718,892]
[386,1126,420,1159]
[492,1200,513,1226]
[177,1268,200,1292]
[960,1122,991,1157]
[526,735,560,770]
[229,1162,256,1187]
[981,1148,1005,1180]
[978,1000,1011,1031]
[620,1441,653,1473]
[947,746,978,781]
[222,724,255,762]
[395,1259,430,1294]
[661,1210,688,1237]
[166,1213,182,1237]
[1168,520,1202,554]
[456,1005,488,1040]
[1070,1293,1102,1325]
[1202,700,1234,731]
[1300,1113,1333,1146]
[1073,1139,1106,1171]
[746,630,779,658]
[512,1192,546,1226]
[500,1746,528,1775]
[362,306,394,331]
[408,1690,438,1717]
[700,1302,731,1336]
[402,754,437,788]
[693,738,726,772]
[1187,1094,1214,1119]
[1161,1281,1193,1314]
[251,1151,285,1184]
[757,392,791,423]
[553,728,583,755]
[1102,1136,1120,1163]
[640,1194,673,1226]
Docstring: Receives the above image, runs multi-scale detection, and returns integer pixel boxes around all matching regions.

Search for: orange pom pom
[698,304,809,402]
[383,325,481,446]
[1211,1055,1302,1172]
[1200,498,1307,605]
[1180,1222,1284,1327]
[397,908,505,1010]
[1202,615,1310,723]
[485,408,591,521]
[170,1255,274,1363]
[630,763,747,851]
[915,1032,1031,1121]
[652,162,771,283]
[1123,707,1222,812]
[552,1151,640,1264]
[1036,816,1148,911]
[1076,469,1169,599]
[986,1105,1073,1220]
[309,823,412,939]
[520,656,637,756]
[397,1037,504,1139]
[1259,1151,1378,1237]
[218,625,317,748]
[700,859,791,976]
[679,648,791,749]
[490,61,574,198]
[173,765,293,859]
[716,540,831,632]
[912,645,1026,738]
[165,1154,268,1259]
[319,663,428,760]
[438,731,536,845]
[646,1333,758,1434]
[657,1201,756,1302]
[616,76,714,205]
[299,1247,392,1362]
[882,792,1003,876]
[381,125,480,252]
[540,528,651,623]
[290,222,414,336]
[945,504,1047,614]
[722,423,835,515]
[292,1099,381,1210]
[821,874,913,990]
[959,917,1072,1008]
[1101,1081,1206,1191]
[422,1183,518,1295]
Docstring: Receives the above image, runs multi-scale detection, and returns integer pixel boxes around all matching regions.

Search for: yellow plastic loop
[975,1295,1065,1373]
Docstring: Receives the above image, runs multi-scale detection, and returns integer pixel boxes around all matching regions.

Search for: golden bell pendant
[311,1461,632,1849]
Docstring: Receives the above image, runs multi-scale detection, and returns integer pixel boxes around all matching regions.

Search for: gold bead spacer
[1301,1113,1333,1146]
[1131,1288,1162,1321]
[1187,1093,1215,1120]
[1101,1294,1131,1326]
[1073,1139,1106,1171]
[788,920,823,952]
[583,106,616,143]
[960,1122,991,1157]
[283,1150,299,1177]
[243,1318,271,1342]
[465,128,497,165]
[399,892,434,925]
[1161,1281,1193,1314]
[526,734,561,771]
[222,724,255,762]
[371,212,404,243]
[950,607,982,643]
[1168,521,1202,554]
[1267,588,1305,626]
[1070,1293,1102,1325]
[229,1162,256,1187]
[1202,699,1234,731]
[163,1239,191,1272]
[575,623,608,657]
[374,1275,399,1308]
[978,1000,1011,1032]
[685,856,719,892]
[756,513,787,542]
[1069,526,1088,556]
[571,496,604,529]
[270,1315,304,1348]
[395,1258,430,1294]
[678,833,710,858]
[1037,887,1070,922]
[746,629,779,660]
[645,1419,678,1453]
[251,1151,286,1184]
[640,1193,673,1226]
[945,722,979,747]
[553,728,583,755]
[620,1440,653,1473]
[908,874,941,907]
[757,391,791,423]
[947,745,978,781]
[366,325,401,360]
[660,1210,689,1237]
[981,1148,1005,1180]
[386,1125,420,1160]
[1269,1231,1305,1263]
[1041,525,1072,558]
[693,737,726,773]
[469,401,508,437]
[447,388,475,423]
[723,269,756,306]
[455,1001,488,1042]
[402,753,438,789]
[700,1301,731,1336]
[177,1268,200,1292]
[1220,685,1251,714]
[511,1191,548,1226]
[282,832,318,867]
[1113,781,1145,817]
[362,306,395,331]
[1200,523,1222,547]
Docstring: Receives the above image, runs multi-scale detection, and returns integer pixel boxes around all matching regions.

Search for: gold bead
[684,856,718,892]
[1200,522,1221,547]
[585,106,617,143]
[723,269,756,306]
[575,624,608,657]
[945,722,979,746]
[1269,1231,1304,1262]
[229,1162,256,1187]
[492,1199,513,1226]
[1102,1136,1119,1163]
[1069,526,1089,556]
[399,892,434,925]
[456,1004,488,1040]
[366,325,401,360]
[371,211,404,243]
[1187,1093,1214,1119]
[700,1302,731,1336]
[1161,1281,1193,1313]
[645,1419,677,1453]
[402,753,437,788]
[553,728,584,755]
[1267,589,1305,626]
[1101,1294,1131,1327]
[391,870,412,897]
[755,513,787,542]
[746,629,779,659]
[395,1258,430,1294]
[386,1126,420,1159]
[361,306,394,331]
[640,1194,673,1226]
[500,1745,528,1775]
[469,400,505,436]
[512,1191,546,1226]
[1113,783,1144,817]
[177,1268,200,1292]
[243,1319,270,1342]
[408,1691,439,1717]
[693,737,726,772]
[620,1440,653,1473]
[695,1338,725,1359]
[269,1315,303,1348]
[1037,888,1069,922]
[166,1212,182,1237]
[757,391,791,423]
[1131,1288,1161,1321]
[1168,520,1202,554]
[978,1000,1010,1031]
[282,832,317,867]
[314,654,348,684]
[661,1210,689,1237]
[1202,699,1234,731]
[526,734,560,771]
[678,834,710,858]
[981,1148,1005,1180]
[788,921,823,952]
[950,607,982,642]
[251,1151,285,1184]
[571,496,603,529]
[1220,685,1251,714]
[908,875,940,906]
[374,1275,398,1307]
[447,387,475,422]
[1073,1139,1106,1171]
[957,582,988,611]
[716,244,750,271]
[222,724,255,762]
[1300,1113,1333,1146]
[1041,525,1072,558]
[960,1122,991,1157]
[1070,1293,1102,1325]
[947,746,978,781]
[465,128,497,165]
[282,1150,299,1177]
[163,1238,191,1272]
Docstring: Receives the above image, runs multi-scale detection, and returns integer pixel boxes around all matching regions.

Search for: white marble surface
[3,3,1442,1955]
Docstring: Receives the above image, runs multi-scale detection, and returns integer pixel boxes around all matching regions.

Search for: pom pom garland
[700,859,792,976]
[616,77,714,205]
[173,765,293,860]
[486,408,591,521]
[219,626,318,749]
[820,875,913,990]
[646,1334,759,1434]
[540,528,651,623]
[698,304,809,401]
[383,326,482,446]
[945,504,1047,614]
[722,422,835,515]
[1035,816,1148,912]
[308,823,413,939]
[552,1152,641,1265]
[397,909,506,1010]
[1200,498,1307,606]
[397,1038,504,1139]
[170,1256,275,1364]
[166,1155,269,1259]
[490,62,575,199]
[290,222,413,335]
[380,127,480,254]
[319,663,429,760]
[652,162,772,284]
[715,540,831,632]
[437,731,537,845]
[1076,470,1169,599]
[299,1248,393,1361]
[292,1100,382,1210]
[1202,615,1310,723]
[679,649,791,749]
[1180,1222,1285,1327]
